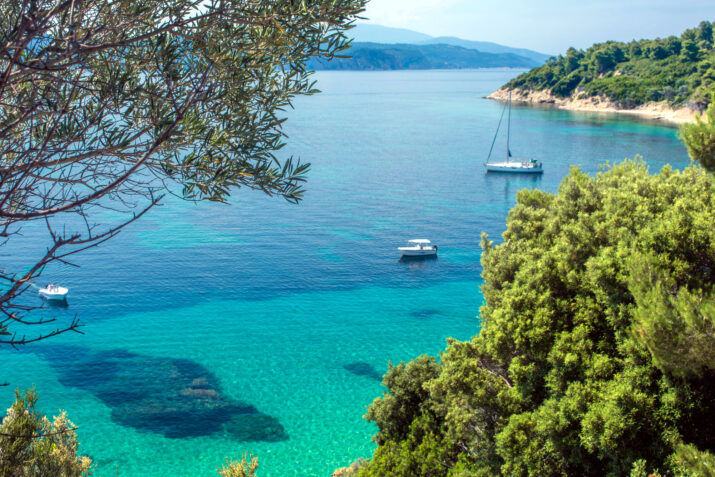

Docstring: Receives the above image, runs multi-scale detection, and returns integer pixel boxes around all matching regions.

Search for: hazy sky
[360,0,713,54]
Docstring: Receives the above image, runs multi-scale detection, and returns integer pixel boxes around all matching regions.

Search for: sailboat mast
[506,91,511,163]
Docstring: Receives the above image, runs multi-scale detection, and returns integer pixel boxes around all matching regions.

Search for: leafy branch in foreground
[0,0,365,350]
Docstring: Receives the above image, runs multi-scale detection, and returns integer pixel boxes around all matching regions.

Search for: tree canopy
[505,21,715,110]
[358,160,715,476]
[681,94,715,172]
[0,389,92,476]
[0,0,364,348]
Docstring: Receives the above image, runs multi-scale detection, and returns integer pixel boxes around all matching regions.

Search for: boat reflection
[398,254,438,270]
[43,298,69,308]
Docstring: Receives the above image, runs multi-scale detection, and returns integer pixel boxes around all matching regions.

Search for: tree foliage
[217,455,259,477]
[0,389,92,476]
[0,0,364,349]
[681,94,715,172]
[506,21,715,109]
[359,161,715,476]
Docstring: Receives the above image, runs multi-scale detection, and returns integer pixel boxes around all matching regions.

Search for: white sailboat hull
[485,161,543,173]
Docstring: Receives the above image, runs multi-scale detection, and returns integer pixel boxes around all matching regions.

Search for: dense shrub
[359,160,715,476]
[0,389,93,476]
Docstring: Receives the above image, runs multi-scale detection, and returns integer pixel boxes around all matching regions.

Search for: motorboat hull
[39,287,69,301]
[398,247,438,257]
[485,162,543,173]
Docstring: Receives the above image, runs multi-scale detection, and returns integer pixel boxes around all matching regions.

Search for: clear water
[1,70,691,476]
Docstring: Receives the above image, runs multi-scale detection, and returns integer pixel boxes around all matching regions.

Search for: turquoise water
[1,70,691,476]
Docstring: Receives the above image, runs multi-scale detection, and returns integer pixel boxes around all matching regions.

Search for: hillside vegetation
[309,42,538,70]
[504,21,715,110]
[349,24,550,64]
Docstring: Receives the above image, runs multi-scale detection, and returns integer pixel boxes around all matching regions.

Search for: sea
[0,69,692,476]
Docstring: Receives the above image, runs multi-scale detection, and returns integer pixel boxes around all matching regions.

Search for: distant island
[309,24,550,70]
[489,21,714,123]
[309,42,539,70]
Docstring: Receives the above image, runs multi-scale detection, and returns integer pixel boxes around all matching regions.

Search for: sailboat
[485,92,543,173]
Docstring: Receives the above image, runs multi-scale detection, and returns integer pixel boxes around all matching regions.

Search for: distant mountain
[420,37,550,65]
[349,24,551,64]
[350,24,432,44]
[309,42,539,71]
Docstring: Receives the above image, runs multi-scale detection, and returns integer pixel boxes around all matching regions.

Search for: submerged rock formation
[28,345,288,441]
[343,362,383,382]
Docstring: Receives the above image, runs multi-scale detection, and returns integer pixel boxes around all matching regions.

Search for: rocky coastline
[487,87,700,124]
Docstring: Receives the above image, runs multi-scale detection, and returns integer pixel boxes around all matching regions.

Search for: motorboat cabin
[39,283,69,301]
[398,239,438,257]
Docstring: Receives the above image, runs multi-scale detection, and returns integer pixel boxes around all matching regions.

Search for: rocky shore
[331,459,366,476]
[487,87,699,124]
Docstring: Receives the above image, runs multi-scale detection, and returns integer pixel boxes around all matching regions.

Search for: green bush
[680,94,715,172]
[0,389,93,476]
[217,455,259,477]
[359,160,715,476]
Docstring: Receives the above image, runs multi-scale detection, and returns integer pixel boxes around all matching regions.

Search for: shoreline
[487,87,699,125]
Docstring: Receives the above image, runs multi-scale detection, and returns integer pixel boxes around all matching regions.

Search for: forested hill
[308,42,538,70]
[502,21,715,110]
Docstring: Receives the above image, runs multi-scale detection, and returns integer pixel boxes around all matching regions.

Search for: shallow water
[1,69,691,476]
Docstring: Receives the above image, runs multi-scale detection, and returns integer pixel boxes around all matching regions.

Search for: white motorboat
[485,92,543,174]
[38,284,69,301]
[398,239,438,257]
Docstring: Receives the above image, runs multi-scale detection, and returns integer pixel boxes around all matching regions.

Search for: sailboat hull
[485,161,543,173]
[485,91,544,174]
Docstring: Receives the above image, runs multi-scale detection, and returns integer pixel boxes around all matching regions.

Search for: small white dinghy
[398,239,438,257]
[38,283,69,301]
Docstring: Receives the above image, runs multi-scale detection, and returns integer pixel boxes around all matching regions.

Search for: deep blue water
[1,70,691,476]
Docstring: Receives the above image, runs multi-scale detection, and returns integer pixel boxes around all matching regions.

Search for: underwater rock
[224,413,288,442]
[27,344,288,441]
[343,362,383,382]
[410,308,441,318]
[179,387,220,399]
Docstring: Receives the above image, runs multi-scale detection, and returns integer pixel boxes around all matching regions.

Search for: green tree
[592,47,617,73]
[650,44,670,60]
[0,0,364,350]
[629,42,643,59]
[665,36,683,55]
[564,48,584,72]
[365,356,441,446]
[359,160,715,477]
[697,21,713,45]
[681,39,700,61]
[0,389,92,476]
[681,95,715,172]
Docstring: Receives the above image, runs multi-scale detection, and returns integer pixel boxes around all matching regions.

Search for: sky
[360,0,714,54]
